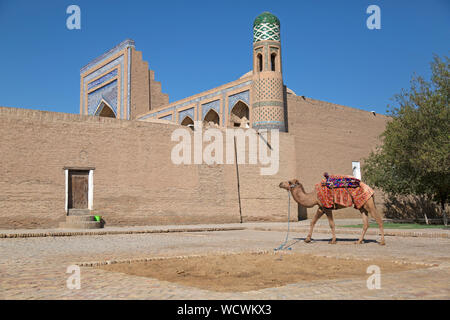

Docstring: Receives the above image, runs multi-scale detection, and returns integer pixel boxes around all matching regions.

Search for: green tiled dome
[253,12,280,27]
[253,12,281,43]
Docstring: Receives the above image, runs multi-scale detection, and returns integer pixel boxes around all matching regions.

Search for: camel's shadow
[286,237,378,246]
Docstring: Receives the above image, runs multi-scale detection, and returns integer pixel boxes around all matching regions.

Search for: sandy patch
[98,252,428,292]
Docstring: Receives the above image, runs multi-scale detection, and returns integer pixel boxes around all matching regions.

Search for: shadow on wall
[298,205,308,220]
[283,85,289,133]
[384,194,444,221]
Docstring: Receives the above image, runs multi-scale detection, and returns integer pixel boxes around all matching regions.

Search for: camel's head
[279,179,300,191]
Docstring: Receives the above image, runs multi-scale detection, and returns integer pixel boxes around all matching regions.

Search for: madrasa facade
[80,12,290,132]
[0,12,390,229]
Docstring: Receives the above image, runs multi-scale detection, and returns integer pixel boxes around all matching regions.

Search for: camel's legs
[325,210,336,244]
[356,210,369,244]
[364,197,386,245]
[305,207,324,243]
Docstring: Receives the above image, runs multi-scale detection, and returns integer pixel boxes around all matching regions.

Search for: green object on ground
[94,215,101,222]
[339,223,446,229]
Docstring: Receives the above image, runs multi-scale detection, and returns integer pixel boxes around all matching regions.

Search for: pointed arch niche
[229,101,250,128]
[95,100,116,118]
[181,116,194,130]
[203,109,220,127]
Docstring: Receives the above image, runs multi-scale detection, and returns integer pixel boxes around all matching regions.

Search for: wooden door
[69,171,89,209]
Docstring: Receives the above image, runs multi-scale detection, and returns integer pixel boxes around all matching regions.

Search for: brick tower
[251,12,286,132]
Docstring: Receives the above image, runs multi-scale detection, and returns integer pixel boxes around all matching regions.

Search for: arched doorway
[181,116,194,130]
[229,101,249,128]
[203,109,220,127]
[95,101,116,118]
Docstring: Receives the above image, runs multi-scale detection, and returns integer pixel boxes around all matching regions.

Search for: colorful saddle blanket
[321,173,360,189]
[315,174,374,209]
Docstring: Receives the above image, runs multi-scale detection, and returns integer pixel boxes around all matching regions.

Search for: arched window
[229,101,250,128]
[270,53,276,71]
[257,53,263,72]
[203,109,220,127]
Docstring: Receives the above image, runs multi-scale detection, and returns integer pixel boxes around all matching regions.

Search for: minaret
[251,12,286,132]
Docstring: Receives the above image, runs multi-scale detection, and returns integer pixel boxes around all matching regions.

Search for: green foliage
[362,55,450,207]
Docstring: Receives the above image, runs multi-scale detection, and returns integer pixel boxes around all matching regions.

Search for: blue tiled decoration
[228,90,250,113]
[178,108,195,123]
[201,100,220,119]
[84,56,123,84]
[87,80,118,115]
[80,39,134,74]
[138,80,252,121]
[222,92,227,126]
[83,56,124,118]
[87,69,118,91]
[127,47,131,119]
[160,114,173,121]
[81,39,134,119]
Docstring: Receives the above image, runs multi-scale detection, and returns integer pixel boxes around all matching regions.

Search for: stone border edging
[251,226,450,239]
[0,226,245,239]
[1,224,448,240]
[77,249,438,268]
[77,249,270,267]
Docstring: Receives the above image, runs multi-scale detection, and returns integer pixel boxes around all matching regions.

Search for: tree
[363,55,449,224]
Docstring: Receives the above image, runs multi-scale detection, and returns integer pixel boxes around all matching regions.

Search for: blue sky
[0,0,448,115]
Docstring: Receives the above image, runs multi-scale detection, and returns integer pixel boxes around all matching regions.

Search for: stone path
[0,222,449,299]
[2,220,448,239]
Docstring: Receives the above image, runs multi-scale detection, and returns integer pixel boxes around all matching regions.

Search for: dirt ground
[99,251,428,292]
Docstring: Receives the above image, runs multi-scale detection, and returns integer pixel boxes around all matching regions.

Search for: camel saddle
[315,173,373,209]
[321,172,360,189]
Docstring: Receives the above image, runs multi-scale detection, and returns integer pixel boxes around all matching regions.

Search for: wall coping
[286,94,391,119]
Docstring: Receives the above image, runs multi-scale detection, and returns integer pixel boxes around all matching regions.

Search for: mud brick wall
[286,95,390,218]
[0,96,389,229]
[129,48,169,119]
[130,48,151,119]
[0,107,295,229]
[149,70,169,110]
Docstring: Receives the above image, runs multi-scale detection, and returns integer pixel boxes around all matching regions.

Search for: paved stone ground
[0,222,449,300]
[0,220,361,237]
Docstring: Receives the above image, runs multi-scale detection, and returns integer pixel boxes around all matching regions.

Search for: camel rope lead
[274,191,292,251]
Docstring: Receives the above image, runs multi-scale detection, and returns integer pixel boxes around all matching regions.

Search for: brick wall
[0,95,389,229]
[130,49,151,119]
[0,107,295,229]
[149,70,169,110]
[130,49,169,119]
[286,94,390,218]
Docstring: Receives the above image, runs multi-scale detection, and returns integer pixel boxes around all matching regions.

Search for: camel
[279,178,385,245]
